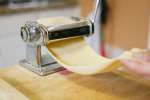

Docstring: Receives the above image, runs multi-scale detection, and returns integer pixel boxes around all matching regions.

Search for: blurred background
[0,0,80,67]
[0,0,149,67]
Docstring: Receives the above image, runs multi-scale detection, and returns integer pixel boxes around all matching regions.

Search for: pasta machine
[19,0,101,75]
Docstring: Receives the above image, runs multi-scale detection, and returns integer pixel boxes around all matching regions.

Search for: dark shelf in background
[0,0,78,15]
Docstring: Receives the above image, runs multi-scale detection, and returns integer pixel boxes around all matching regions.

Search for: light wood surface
[0,79,29,100]
[0,65,150,100]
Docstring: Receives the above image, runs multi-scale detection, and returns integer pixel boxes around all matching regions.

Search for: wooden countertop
[0,65,150,100]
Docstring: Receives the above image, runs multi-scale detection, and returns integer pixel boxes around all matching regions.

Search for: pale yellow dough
[37,17,145,75]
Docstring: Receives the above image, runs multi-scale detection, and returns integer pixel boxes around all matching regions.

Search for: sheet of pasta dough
[37,17,144,75]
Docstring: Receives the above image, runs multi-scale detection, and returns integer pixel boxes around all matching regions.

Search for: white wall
[0,6,80,67]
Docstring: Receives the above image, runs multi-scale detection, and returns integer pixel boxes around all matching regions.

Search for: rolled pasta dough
[37,17,144,75]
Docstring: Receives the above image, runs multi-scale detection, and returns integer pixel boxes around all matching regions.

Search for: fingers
[121,59,150,77]
[133,50,150,62]
[121,59,143,73]
[120,49,150,78]
[143,51,150,62]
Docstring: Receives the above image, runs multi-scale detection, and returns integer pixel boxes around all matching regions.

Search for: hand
[121,50,150,78]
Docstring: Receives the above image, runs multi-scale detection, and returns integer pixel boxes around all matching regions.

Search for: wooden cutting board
[0,79,29,100]
[0,65,150,100]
